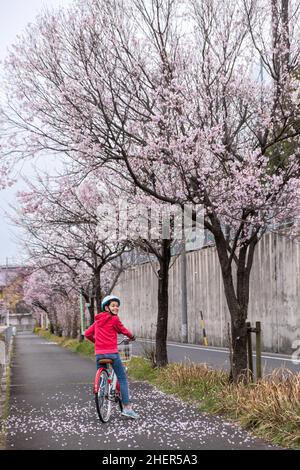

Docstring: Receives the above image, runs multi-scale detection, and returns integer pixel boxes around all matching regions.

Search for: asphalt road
[133,339,300,375]
[3,332,279,451]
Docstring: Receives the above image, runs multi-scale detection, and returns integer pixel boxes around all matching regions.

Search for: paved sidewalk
[3,332,277,450]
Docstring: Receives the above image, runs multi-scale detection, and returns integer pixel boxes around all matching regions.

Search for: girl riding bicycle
[84,294,139,419]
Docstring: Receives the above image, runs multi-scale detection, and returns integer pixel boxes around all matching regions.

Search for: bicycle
[93,337,132,423]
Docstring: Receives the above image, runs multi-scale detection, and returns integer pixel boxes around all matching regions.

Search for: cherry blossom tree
[2,0,300,381]
[15,171,132,321]
[90,0,300,379]
[81,0,300,380]
[1,0,197,368]
[102,177,180,367]
[23,265,80,337]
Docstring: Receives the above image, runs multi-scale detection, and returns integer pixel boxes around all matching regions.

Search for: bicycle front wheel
[95,370,112,423]
[117,395,123,413]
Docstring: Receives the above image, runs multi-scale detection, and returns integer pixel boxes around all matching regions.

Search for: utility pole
[181,234,188,343]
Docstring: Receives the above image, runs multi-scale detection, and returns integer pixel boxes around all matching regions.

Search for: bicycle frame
[93,364,121,395]
[94,337,130,422]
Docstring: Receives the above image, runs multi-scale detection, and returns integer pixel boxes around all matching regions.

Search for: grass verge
[34,328,300,450]
[34,327,95,358]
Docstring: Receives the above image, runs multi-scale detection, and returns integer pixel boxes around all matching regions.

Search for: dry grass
[158,361,228,396]
[155,362,230,411]
[216,368,300,448]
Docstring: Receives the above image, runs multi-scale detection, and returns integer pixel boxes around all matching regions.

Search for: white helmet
[101,294,120,311]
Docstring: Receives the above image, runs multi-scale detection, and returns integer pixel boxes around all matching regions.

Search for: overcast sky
[0,0,73,265]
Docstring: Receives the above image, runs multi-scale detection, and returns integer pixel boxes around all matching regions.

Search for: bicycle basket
[118,340,132,362]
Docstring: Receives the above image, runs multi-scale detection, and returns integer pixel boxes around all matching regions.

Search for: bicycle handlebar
[117,336,133,345]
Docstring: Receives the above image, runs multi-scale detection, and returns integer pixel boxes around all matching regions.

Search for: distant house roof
[0,266,23,288]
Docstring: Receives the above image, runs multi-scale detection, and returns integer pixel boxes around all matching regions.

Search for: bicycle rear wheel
[95,369,112,423]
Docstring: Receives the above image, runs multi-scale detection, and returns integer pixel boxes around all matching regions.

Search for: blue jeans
[96,353,130,405]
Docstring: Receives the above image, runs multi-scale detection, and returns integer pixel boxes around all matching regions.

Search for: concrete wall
[0,326,14,376]
[114,233,300,354]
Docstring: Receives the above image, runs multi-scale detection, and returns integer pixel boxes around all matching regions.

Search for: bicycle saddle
[98,359,113,364]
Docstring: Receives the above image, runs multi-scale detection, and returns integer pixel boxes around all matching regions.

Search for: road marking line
[137,339,296,363]
[38,342,59,345]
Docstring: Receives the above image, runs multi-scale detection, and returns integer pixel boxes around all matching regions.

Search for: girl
[84,294,139,419]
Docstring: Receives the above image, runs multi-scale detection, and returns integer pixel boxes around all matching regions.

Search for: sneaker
[121,408,139,419]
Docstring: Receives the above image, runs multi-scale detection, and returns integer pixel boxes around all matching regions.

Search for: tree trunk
[47,307,61,336]
[71,309,79,339]
[89,242,102,314]
[65,314,71,337]
[230,312,248,383]
[214,223,257,383]
[83,289,95,324]
[220,263,249,382]
[94,268,101,314]
[89,297,95,323]
[271,0,280,79]
[281,0,290,71]
[155,239,172,368]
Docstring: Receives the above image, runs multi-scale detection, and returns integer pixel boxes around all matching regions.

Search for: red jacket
[84,311,133,355]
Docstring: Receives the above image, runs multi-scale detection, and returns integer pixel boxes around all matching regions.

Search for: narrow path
[4,332,276,450]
